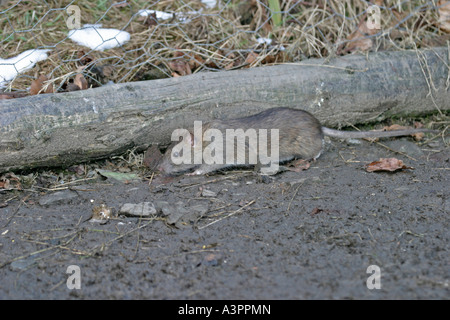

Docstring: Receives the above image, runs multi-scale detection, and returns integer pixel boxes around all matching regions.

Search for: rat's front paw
[186,170,203,176]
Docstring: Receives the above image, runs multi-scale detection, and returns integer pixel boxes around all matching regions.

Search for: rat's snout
[156,162,165,173]
[154,157,165,172]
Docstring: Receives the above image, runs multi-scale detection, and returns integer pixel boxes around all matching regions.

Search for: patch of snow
[201,0,217,8]
[257,38,272,45]
[137,9,197,23]
[0,49,51,88]
[137,9,174,20]
[68,25,130,51]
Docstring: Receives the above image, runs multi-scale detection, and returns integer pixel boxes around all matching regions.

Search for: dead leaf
[77,50,94,66]
[142,12,159,27]
[0,179,10,190]
[411,132,425,141]
[96,169,140,183]
[168,60,191,75]
[339,6,381,54]
[29,77,43,95]
[366,158,413,172]
[438,0,450,33]
[68,164,86,176]
[391,7,407,21]
[74,74,88,90]
[261,54,276,64]
[382,124,407,131]
[202,253,222,266]
[413,122,424,129]
[0,92,27,99]
[168,51,192,76]
[30,75,53,95]
[90,204,113,223]
[224,60,235,70]
[87,64,114,85]
[188,54,205,70]
[101,65,114,78]
[286,159,311,172]
[66,83,81,91]
[381,124,425,141]
[0,173,22,190]
[41,75,54,93]
[244,51,259,67]
[223,52,236,70]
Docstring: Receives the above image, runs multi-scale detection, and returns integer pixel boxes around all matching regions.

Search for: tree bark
[0,47,448,173]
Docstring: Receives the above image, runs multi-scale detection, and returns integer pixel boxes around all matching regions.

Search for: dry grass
[0,0,449,92]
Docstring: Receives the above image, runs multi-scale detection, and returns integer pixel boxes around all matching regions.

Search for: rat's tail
[322,127,437,139]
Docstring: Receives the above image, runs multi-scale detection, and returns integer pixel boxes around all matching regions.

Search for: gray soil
[0,135,448,299]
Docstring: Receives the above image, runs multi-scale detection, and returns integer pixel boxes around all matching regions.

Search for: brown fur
[158,107,434,175]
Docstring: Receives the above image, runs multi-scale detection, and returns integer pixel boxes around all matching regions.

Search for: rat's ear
[185,132,198,147]
[185,132,194,146]
[190,132,202,147]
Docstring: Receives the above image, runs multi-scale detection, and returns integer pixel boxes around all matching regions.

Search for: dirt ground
[0,133,448,300]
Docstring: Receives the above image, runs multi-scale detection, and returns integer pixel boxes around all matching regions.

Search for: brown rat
[157,107,436,175]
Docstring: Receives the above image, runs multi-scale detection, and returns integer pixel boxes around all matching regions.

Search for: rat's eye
[172,150,183,158]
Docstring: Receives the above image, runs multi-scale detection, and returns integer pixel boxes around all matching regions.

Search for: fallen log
[0,47,449,173]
